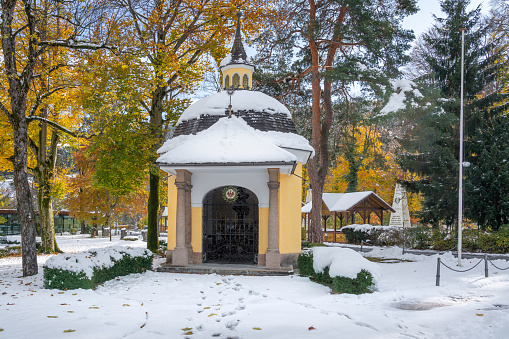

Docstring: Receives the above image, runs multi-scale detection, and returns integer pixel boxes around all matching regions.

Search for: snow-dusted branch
[32,63,68,79]
[38,39,116,51]
[28,85,71,117]
[25,116,77,138]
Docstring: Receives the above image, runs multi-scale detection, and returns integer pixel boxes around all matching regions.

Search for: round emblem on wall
[222,186,238,203]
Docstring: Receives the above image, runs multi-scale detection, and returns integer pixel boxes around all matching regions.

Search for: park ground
[1,235,508,338]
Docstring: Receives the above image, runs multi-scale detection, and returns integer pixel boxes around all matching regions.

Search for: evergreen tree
[399,0,505,228]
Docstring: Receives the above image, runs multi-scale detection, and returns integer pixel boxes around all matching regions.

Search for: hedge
[297,252,375,294]
[44,246,153,290]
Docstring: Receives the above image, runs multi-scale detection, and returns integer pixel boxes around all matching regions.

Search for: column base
[266,249,281,270]
[172,246,189,266]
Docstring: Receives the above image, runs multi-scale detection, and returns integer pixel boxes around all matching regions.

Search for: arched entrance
[202,186,259,264]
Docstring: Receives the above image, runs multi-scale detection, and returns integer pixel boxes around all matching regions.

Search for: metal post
[484,253,489,278]
[436,258,441,286]
[458,27,466,267]
[402,221,405,255]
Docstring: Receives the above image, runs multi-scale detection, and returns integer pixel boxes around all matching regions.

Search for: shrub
[405,227,432,249]
[431,229,456,251]
[297,252,315,277]
[297,250,376,294]
[301,241,327,248]
[333,269,374,294]
[69,228,78,235]
[44,246,153,290]
[341,224,400,246]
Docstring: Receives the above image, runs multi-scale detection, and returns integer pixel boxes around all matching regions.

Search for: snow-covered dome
[178,90,291,123]
[172,90,300,137]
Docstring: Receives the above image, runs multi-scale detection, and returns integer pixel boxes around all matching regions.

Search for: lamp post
[458,27,466,267]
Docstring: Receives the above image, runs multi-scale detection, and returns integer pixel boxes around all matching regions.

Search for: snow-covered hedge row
[297,247,381,294]
[44,246,153,290]
[340,224,401,246]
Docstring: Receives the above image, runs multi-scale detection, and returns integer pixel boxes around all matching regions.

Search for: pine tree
[399,0,507,229]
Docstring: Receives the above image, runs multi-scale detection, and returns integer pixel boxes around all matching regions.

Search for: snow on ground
[1,235,509,338]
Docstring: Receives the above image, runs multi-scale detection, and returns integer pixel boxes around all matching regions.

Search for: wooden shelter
[301,192,395,243]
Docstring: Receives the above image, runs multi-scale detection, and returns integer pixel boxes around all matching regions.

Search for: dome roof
[173,90,299,137]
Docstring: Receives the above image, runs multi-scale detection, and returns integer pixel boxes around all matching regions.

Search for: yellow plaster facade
[222,65,253,90]
[278,162,303,254]
[167,175,177,250]
[191,207,202,253]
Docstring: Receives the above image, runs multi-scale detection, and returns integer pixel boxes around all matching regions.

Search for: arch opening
[224,75,230,89]
[202,186,259,264]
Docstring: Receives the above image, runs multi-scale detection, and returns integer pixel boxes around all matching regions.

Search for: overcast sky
[403,0,491,38]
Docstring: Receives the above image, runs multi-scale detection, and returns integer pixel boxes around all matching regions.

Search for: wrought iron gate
[202,187,258,264]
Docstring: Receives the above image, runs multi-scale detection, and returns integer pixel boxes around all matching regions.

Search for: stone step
[156,263,293,276]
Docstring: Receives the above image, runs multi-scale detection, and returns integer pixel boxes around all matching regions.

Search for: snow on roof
[177,90,292,124]
[258,130,315,154]
[301,191,391,213]
[157,116,297,165]
[220,54,232,67]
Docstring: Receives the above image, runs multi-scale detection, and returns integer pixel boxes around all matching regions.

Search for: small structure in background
[301,192,395,243]
[389,183,411,227]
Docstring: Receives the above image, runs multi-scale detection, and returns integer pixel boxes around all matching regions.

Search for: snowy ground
[1,235,509,338]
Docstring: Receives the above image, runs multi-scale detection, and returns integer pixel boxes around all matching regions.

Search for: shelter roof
[301,192,395,214]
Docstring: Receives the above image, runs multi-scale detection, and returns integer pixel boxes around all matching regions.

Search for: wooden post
[333,212,337,243]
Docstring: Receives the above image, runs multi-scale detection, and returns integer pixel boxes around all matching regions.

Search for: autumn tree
[0,0,118,275]
[66,143,148,235]
[255,0,417,242]
[107,0,272,252]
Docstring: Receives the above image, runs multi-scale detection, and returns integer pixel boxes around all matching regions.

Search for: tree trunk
[39,186,56,252]
[12,120,38,276]
[147,171,159,252]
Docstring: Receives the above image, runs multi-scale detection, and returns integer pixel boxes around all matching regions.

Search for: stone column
[172,170,191,266]
[266,168,281,269]
[184,172,193,263]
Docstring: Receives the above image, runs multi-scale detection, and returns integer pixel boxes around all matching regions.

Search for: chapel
[157,12,313,269]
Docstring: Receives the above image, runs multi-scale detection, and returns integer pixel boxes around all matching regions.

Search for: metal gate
[202,187,258,264]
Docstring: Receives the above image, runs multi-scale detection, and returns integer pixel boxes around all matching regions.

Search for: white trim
[191,171,270,208]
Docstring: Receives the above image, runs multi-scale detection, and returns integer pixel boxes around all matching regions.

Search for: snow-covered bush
[298,247,381,294]
[44,246,153,290]
[341,224,400,246]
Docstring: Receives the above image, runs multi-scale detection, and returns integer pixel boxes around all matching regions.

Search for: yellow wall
[258,207,269,254]
[222,66,252,89]
[167,175,177,250]
[278,162,303,254]
[167,163,302,256]
[191,207,202,252]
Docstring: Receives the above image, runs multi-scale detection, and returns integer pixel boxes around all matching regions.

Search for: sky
[404,0,491,38]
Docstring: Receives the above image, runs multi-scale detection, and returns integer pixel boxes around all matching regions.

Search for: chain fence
[436,254,509,286]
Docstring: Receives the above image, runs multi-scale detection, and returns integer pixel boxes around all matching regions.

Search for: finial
[236,10,242,37]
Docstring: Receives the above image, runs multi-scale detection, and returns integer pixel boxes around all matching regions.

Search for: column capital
[267,181,280,190]
[175,182,186,190]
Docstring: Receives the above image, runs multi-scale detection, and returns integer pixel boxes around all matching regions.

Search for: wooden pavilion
[301,192,395,243]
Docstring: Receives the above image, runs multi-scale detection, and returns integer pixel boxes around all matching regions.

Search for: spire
[229,10,247,63]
